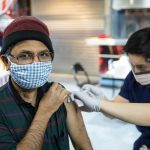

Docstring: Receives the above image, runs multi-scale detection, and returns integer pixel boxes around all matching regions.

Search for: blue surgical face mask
[9,61,52,89]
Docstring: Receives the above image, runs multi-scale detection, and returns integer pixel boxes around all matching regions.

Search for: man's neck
[11,78,38,107]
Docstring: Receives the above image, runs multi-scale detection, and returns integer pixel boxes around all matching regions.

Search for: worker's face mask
[132,70,150,85]
[9,61,52,89]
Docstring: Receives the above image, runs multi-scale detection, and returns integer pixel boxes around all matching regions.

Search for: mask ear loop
[2,46,13,66]
[5,46,18,66]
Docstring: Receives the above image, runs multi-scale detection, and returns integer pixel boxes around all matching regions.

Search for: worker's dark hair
[124,27,150,61]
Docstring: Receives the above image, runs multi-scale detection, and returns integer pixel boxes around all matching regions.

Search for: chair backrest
[72,62,91,88]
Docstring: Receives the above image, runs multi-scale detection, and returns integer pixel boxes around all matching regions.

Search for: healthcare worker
[72,27,150,150]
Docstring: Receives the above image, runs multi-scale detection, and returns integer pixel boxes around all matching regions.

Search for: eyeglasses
[7,51,53,65]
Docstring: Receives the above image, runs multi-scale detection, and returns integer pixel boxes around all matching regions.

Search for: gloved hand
[70,90,101,112]
[81,84,104,100]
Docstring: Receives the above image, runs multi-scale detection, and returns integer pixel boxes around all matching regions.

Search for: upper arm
[64,101,92,149]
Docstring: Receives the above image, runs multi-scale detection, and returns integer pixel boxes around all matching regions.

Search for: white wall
[31,0,105,76]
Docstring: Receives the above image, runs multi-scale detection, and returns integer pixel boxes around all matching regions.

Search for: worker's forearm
[101,99,150,126]
[17,109,51,150]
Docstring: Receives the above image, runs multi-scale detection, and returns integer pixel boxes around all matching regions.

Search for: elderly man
[0,16,92,150]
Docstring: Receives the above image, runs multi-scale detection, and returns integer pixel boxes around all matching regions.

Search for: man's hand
[39,83,69,116]
[70,91,101,112]
[17,83,70,150]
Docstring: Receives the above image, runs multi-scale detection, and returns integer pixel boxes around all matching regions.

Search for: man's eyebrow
[39,49,49,52]
[19,50,33,54]
[133,64,148,68]
[135,64,148,67]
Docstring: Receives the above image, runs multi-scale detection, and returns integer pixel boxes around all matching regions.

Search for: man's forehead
[11,40,48,52]
[128,54,147,63]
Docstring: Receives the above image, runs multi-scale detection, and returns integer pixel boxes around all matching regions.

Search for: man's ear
[0,55,9,70]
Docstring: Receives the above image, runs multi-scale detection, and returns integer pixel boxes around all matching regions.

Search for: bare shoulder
[64,100,79,114]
